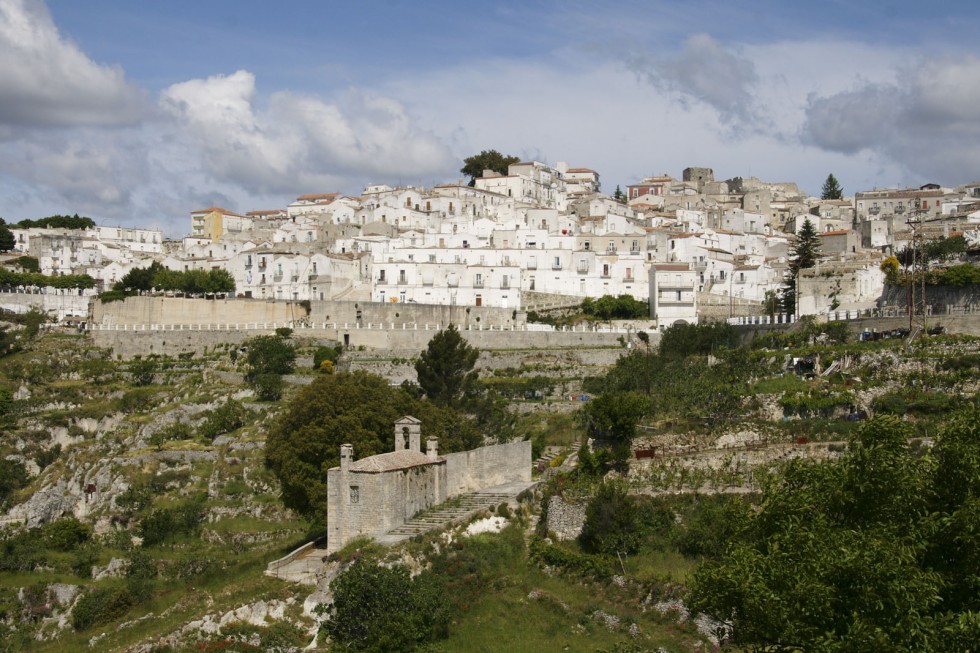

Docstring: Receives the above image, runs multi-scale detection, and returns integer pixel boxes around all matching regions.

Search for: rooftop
[348,450,442,474]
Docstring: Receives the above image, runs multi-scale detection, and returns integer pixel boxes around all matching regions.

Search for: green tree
[578,391,647,462]
[265,371,481,521]
[688,410,980,651]
[459,149,520,186]
[322,560,450,652]
[782,217,821,314]
[613,185,625,202]
[579,480,646,555]
[820,173,843,200]
[0,218,14,252]
[414,325,479,407]
[244,335,296,378]
[658,321,737,359]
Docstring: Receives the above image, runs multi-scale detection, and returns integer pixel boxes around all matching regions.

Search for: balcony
[377,276,388,284]
[895,205,906,214]
[576,263,589,274]
[473,280,484,288]
[397,277,408,285]
[552,262,562,270]
[501,281,510,289]
[868,207,880,215]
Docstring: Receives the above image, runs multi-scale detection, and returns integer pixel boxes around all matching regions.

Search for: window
[475,273,483,287]
[379,269,386,281]
[584,241,591,251]
[350,486,359,503]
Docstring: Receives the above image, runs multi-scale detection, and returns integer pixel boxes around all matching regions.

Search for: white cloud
[159,70,456,195]
[0,0,144,127]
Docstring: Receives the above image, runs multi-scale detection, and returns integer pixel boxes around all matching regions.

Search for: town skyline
[1,0,979,235]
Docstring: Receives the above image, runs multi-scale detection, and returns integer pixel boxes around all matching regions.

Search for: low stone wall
[87,325,630,359]
[0,290,92,320]
[444,439,532,497]
[545,495,587,541]
[93,296,306,326]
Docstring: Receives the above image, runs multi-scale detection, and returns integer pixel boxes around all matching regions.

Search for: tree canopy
[0,219,14,252]
[15,214,96,230]
[688,408,980,651]
[264,371,481,521]
[414,325,479,407]
[820,173,843,200]
[322,559,450,652]
[459,150,520,186]
[112,261,235,295]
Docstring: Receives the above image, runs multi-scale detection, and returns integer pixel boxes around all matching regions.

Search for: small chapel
[325,416,531,553]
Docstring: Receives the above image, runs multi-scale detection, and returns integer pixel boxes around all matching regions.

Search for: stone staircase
[374,480,535,546]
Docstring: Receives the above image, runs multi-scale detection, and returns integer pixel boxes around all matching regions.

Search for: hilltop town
[5,161,980,328]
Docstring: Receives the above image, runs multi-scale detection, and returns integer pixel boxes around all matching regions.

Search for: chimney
[340,444,353,472]
[426,437,439,460]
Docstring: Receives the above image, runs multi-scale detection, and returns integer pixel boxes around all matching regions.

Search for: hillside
[1,316,979,652]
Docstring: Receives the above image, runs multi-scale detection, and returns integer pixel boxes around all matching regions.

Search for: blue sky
[1,0,978,235]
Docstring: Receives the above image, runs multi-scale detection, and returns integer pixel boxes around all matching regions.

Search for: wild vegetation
[1,314,979,651]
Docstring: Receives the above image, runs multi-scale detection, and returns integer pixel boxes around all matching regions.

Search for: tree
[244,335,296,378]
[243,334,295,400]
[781,217,821,314]
[613,185,625,202]
[265,371,481,521]
[322,560,450,652]
[0,218,14,252]
[459,150,520,186]
[688,409,980,651]
[414,325,479,407]
[578,391,648,462]
[820,173,843,200]
[579,480,646,555]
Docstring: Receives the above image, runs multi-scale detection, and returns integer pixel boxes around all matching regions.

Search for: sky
[1,0,979,237]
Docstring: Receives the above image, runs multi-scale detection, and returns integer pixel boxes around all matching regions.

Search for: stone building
[325,416,532,553]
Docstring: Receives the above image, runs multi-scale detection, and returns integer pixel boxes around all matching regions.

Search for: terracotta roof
[653,263,692,271]
[246,210,284,216]
[296,193,339,201]
[348,450,442,473]
[818,230,851,236]
[190,207,245,218]
[566,167,596,173]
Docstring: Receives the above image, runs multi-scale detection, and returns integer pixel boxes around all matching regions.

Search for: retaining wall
[443,439,532,498]
[545,495,587,541]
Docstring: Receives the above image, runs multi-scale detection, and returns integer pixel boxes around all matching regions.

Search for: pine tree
[414,324,479,406]
[782,218,821,314]
[821,173,843,200]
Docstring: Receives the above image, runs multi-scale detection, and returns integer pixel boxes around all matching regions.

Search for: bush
[138,495,205,546]
[41,517,92,551]
[579,481,646,555]
[0,458,28,506]
[322,560,450,652]
[71,585,139,630]
[313,345,342,370]
[197,400,251,441]
[251,372,283,401]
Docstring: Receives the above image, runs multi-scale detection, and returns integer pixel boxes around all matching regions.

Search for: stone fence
[728,304,980,327]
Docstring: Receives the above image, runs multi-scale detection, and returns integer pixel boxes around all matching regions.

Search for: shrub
[71,585,138,630]
[321,560,450,652]
[579,481,646,555]
[138,495,205,546]
[251,372,283,401]
[198,400,251,441]
[41,517,92,551]
[313,345,342,370]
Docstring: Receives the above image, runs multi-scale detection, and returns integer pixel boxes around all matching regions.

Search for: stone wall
[87,325,630,359]
[92,296,306,326]
[545,495,587,541]
[0,290,92,320]
[443,439,532,497]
